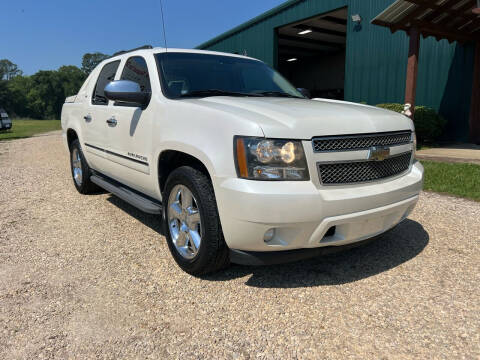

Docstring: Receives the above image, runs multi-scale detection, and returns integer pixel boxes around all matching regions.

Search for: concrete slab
[416,144,480,165]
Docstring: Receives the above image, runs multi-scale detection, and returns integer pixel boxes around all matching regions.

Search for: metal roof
[372,0,480,43]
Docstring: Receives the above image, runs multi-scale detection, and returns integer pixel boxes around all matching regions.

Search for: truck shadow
[206,219,429,288]
[107,196,166,235]
[107,195,428,288]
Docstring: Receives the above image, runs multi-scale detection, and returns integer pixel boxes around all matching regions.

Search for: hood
[192,97,413,139]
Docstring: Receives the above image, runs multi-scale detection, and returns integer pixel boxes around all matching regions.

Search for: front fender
[152,142,219,200]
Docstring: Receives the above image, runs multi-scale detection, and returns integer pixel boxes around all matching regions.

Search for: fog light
[264,228,275,242]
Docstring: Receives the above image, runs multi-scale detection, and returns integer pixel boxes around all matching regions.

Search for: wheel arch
[157,149,213,194]
[66,128,79,149]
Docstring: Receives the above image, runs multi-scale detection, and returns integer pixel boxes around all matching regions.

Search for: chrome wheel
[71,148,83,186]
[167,184,202,260]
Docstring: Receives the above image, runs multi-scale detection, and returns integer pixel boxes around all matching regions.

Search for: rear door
[104,55,156,196]
[82,60,120,173]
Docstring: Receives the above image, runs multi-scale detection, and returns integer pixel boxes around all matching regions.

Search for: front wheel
[163,166,229,275]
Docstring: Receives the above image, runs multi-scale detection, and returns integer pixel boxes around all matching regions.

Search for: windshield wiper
[180,89,264,98]
[254,91,303,99]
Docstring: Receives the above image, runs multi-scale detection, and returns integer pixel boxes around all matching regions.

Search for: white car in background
[0,108,12,131]
[61,46,424,275]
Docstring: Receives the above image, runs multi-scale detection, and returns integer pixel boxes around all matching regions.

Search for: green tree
[81,52,109,75]
[0,59,23,80]
[1,57,89,119]
[0,80,10,108]
[58,65,87,98]
[5,76,32,117]
[27,71,65,119]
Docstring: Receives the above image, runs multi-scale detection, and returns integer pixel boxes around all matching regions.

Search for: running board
[90,175,162,214]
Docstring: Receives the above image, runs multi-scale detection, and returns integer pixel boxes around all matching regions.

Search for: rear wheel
[69,139,99,194]
[163,166,229,275]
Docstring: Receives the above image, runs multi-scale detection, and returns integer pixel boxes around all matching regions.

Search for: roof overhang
[372,0,480,43]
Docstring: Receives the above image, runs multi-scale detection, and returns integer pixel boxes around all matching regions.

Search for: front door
[105,55,155,197]
[83,60,121,173]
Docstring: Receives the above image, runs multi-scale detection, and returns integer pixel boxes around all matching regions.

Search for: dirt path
[0,132,479,359]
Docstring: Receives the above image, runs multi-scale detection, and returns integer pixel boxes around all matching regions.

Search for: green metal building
[197,0,475,142]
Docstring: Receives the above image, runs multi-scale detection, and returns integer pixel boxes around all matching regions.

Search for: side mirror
[104,80,150,106]
[297,88,311,99]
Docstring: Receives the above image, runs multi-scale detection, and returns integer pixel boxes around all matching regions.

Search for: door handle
[106,117,117,127]
[83,115,92,122]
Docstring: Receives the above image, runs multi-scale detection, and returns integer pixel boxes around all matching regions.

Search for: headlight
[235,137,309,180]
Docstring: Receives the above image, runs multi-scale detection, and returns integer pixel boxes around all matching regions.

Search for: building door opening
[276,8,347,100]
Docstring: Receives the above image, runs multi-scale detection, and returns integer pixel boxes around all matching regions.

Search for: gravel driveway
[1,132,479,359]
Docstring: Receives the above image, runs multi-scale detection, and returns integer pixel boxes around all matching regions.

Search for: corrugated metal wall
[202,0,347,66]
[346,0,473,142]
[199,0,474,142]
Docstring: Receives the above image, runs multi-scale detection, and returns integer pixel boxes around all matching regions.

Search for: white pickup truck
[61,46,424,275]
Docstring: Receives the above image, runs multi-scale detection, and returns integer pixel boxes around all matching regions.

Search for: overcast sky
[2,0,286,75]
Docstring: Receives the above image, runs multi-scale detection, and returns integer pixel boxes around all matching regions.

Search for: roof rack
[111,45,153,57]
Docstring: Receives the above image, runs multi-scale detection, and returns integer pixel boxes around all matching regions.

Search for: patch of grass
[417,144,432,151]
[421,160,480,201]
[0,119,61,141]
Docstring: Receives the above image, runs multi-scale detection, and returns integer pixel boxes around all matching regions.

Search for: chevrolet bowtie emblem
[368,146,390,161]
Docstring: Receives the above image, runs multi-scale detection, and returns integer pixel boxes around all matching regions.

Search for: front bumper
[230,236,379,266]
[215,161,423,253]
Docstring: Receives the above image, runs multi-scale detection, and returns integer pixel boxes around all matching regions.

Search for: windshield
[155,52,304,99]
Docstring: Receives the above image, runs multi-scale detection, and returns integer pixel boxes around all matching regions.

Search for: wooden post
[470,41,480,144]
[474,0,480,14]
[405,27,420,118]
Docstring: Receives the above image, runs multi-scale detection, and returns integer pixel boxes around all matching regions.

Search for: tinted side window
[120,56,151,93]
[92,61,120,105]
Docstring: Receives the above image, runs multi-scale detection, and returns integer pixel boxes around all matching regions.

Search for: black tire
[163,166,229,275]
[69,139,100,194]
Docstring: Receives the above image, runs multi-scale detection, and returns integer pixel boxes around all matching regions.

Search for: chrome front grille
[312,131,412,152]
[318,151,412,185]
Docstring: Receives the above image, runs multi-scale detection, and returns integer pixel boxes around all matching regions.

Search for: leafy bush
[376,103,446,143]
[414,106,447,142]
[376,103,404,113]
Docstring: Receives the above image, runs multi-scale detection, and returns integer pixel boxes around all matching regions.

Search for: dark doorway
[276,8,347,100]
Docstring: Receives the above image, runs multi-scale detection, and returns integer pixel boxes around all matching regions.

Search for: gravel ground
[0,132,479,359]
